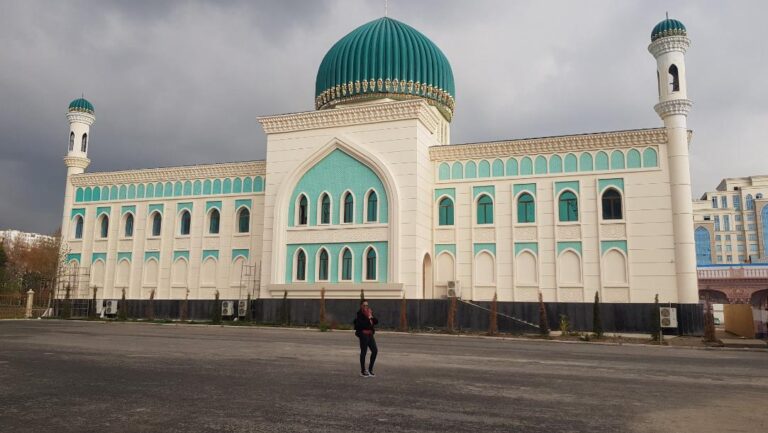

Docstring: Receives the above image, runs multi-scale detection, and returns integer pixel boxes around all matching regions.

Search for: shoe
[360,370,370,377]
[368,371,376,377]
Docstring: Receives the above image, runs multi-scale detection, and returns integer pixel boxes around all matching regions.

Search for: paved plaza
[0,321,765,432]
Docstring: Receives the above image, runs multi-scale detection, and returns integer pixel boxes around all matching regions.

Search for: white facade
[58,16,700,306]
[0,230,54,248]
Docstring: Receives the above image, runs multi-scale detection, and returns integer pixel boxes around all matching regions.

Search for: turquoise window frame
[367,190,378,222]
[320,194,331,224]
[179,210,191,235]
[238,207,250,233]
[517,193,535,223]
[343,192,354,223]
[296,250,307,281]
[476,194,494,225]
[341,248,353,281]
[558,191,579,222]
[318,249,329,281]
[208,208,220,234]
[365,248,377,281]
[439,197,454,226]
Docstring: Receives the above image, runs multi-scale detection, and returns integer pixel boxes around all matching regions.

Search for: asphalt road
[0,321,765,433]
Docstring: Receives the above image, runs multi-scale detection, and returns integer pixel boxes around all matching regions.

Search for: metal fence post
[25,290,35,319]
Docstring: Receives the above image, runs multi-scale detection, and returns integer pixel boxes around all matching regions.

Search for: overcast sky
[1,0,767,234]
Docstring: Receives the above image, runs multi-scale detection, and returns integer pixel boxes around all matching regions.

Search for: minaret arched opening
[668,64,680,92]
[81,133,88,152]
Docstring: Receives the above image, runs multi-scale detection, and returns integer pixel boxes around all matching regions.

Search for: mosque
[59,16,699,310]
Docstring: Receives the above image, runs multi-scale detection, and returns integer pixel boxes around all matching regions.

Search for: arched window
[365,248,377,281]
[320,193,331,224]
[746,194,754,210]
[601,189,623,220]
[151,212,162,237]
[517,193,535,223]
[366,190,378,222]
[124,214,134,237]
[179,210,191,235]
[695,227,712,265]
[74,216,83,239]
[69,132,74,151]
[209,209,220,234]
[99,215,109,238]
[558,191,579,222]
[343,192,354,223]
[476,195,494,224]
[318,249,329,281]
[298,195,308,225]
[81,133,88,152]
[439,197,454,226]
[296,250,306,281]
[341,248,353,281]
[668,64,680,92]
[238,207,250,233]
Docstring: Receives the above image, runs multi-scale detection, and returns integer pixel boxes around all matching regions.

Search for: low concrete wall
[724,304,755,337]
[53,299,705,336]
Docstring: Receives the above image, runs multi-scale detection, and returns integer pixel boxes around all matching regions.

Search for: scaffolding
[238,262,260,301]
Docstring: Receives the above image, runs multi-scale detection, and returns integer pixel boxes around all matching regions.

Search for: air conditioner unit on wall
[237,300,248,317]
[104,300,118,315]
[447,280,461,298]
[221,301,235,317]
[659,307,678,328]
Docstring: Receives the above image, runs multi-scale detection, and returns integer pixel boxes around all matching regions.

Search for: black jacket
[354,310,378,336]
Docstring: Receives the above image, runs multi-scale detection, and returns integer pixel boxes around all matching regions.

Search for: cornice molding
[70,160,266,187]
[654,99,692,118]
[648,35,690,57]
[430,128,668,161]
[66,111,95,125]
[63,156,91,169]
[258,99,440,135]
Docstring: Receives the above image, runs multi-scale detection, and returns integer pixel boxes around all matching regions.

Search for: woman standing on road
[354,300,378,377]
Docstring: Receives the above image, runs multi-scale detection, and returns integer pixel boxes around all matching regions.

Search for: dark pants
[358,334,378,373]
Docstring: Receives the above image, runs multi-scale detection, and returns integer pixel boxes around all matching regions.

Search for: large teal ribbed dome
[651,18,687,41]
[315,17,455,120]
[68,97,94,114]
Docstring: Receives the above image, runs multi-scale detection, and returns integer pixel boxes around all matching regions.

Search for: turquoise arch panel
[438,163,450,180]
[145,183,154,198]
[564,153,578,173]
[144,251,160,262]
[610,150,625,170]
[434,188,455,201]
[506,158,518,176]
[514,242,538,255]
[75,188,84,203]
[235,199,252,210]
[193,180,202,196]
[595,152,609,170]
[96,206,111,217]
[163,182,172,197]
[148,203,164,215]
[557,241,582,255]
[520,157,533,175]
[549,155,563,173]
[478,160,491,178]
[285,242,388,284]
[121,205,136,215]
[84,187,92,202]
[173,250,190,262]
[173,181,182,196]
[119,185,127,200]
[203,180,212,195]
[288,149,388,227]
[626,149,641,168]
[213,179,222,195]
[435,244,456,256]
[202,250,219,261]
[473,243,496,255]
[117,252,132,262]
[492,159,504,177]
[465,161,477,179]
[598,178,624,192]
[183,181,192,196]
[111,186,119,200]
[534,156,547,174]
[233,178,242,193]
[71,208,85,219]
[101,186,109,201]
[206,201,222,212]
[473,185,495,199]
[66,253,81,263]
[127,184,136,199]
[232,249,250,261]
[243,177,252,193]
[601,240,627,255]
[254,176,265,192]
[92,187,100,201]
[154,183,163,198]
[91,252,107,263]
[137,184,145,199]
[643,147,658,167]
[514,183,536,197]
[451,162,463,179]
[223,179,232,194]
[555,181,580,195]
[177,202,193,213]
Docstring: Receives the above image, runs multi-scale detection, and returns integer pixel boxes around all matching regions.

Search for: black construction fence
[53,298,705,336]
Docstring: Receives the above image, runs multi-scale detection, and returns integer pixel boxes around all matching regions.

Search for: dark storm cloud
[1,0,767,233]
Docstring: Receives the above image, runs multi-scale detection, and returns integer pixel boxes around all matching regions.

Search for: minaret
[61,98,95,240]
[648,17,697,304]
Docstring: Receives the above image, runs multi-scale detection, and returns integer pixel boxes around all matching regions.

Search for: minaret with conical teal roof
[649,16,697,304]
[61,97,95,242]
